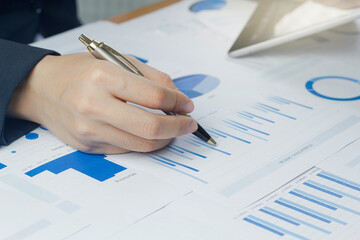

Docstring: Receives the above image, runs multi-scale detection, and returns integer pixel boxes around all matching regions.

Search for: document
[2,1,360,239]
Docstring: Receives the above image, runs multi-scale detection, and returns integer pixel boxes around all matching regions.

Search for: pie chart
[173,74,220,99]
[189,0,226,13]
[306,76,360,101]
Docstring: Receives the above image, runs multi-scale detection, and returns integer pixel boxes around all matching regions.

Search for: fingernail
[187,120,198,133]
[183,100,195,113]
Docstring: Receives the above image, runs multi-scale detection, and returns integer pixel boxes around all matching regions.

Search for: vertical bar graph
[25,151,126,182]
[240,168,360,239]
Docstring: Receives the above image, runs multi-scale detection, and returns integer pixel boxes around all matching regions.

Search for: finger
[109,71,193,113]
[91,123,172,152]
[69,121,173,153]
[99,99,198,140]
[104,61,194,114]
[125,55,177,90]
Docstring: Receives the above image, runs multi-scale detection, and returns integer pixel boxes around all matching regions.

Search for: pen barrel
[193,123,211,143]
[93,47,136,74]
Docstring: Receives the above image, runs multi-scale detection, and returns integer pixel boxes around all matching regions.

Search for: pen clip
[100,43,144,77]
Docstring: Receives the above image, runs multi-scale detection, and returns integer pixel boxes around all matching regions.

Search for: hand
[8,53,198,154]
[314,0,360,9]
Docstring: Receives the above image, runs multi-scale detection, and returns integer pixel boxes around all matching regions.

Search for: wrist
[7,55,55,125]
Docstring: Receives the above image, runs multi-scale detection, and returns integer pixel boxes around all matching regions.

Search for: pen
[78,34,216,146]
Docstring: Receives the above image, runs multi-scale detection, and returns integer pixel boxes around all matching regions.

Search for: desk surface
[108,0,180,24]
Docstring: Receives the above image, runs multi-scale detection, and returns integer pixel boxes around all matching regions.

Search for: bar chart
[144,94,315,184]
[238,168,360,240]
[25,151,127,182]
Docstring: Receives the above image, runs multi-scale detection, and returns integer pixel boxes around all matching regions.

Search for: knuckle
[87,63,108,85]
[74,122,94,138]
[75,96,96,116]
[151,87,167,108]
[158,72,172,86]
[138,140,158,152]
[142,117,162,138]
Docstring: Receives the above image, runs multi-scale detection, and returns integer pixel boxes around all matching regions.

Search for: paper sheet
[2,1,360,239]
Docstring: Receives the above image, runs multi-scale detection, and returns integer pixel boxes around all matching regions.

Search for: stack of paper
[2,1,360,239]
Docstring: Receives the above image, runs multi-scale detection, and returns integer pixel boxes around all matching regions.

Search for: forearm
[0,39,59,145]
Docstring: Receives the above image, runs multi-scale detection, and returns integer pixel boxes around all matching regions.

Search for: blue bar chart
[225,95,313,146]
[25,151,127,181]
[146,95,315,184]
[239,168,360,239]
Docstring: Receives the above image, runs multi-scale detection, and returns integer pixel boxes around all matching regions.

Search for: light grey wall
[77,0,162,23]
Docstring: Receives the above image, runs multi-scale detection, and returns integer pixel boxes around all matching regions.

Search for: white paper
[1,1,360,239]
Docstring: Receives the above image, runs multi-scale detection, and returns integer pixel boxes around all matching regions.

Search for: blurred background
[77,0,162,23]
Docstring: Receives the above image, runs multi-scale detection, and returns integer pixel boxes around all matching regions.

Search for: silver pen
[78,34,216,146]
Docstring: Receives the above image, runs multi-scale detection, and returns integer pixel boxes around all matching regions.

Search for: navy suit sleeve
[0,39,59,146]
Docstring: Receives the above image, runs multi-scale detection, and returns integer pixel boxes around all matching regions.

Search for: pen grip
[93,47,137,74]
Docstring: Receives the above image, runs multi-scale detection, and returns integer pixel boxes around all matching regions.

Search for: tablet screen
[229,0,360,53]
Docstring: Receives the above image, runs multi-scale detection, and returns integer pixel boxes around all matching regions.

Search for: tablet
[229,0,360,57]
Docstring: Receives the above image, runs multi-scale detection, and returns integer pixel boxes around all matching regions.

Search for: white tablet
[229,0,360,57]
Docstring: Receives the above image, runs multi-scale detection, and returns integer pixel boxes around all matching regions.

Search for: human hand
[314,0,360,9]
[8,53,198,154]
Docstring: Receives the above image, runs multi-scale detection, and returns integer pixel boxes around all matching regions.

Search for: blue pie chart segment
[173,74,220,99]
[190,0,227,13]
[306,76,360,101]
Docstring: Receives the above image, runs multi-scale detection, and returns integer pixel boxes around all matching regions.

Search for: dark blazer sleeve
[0,39,59,146]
